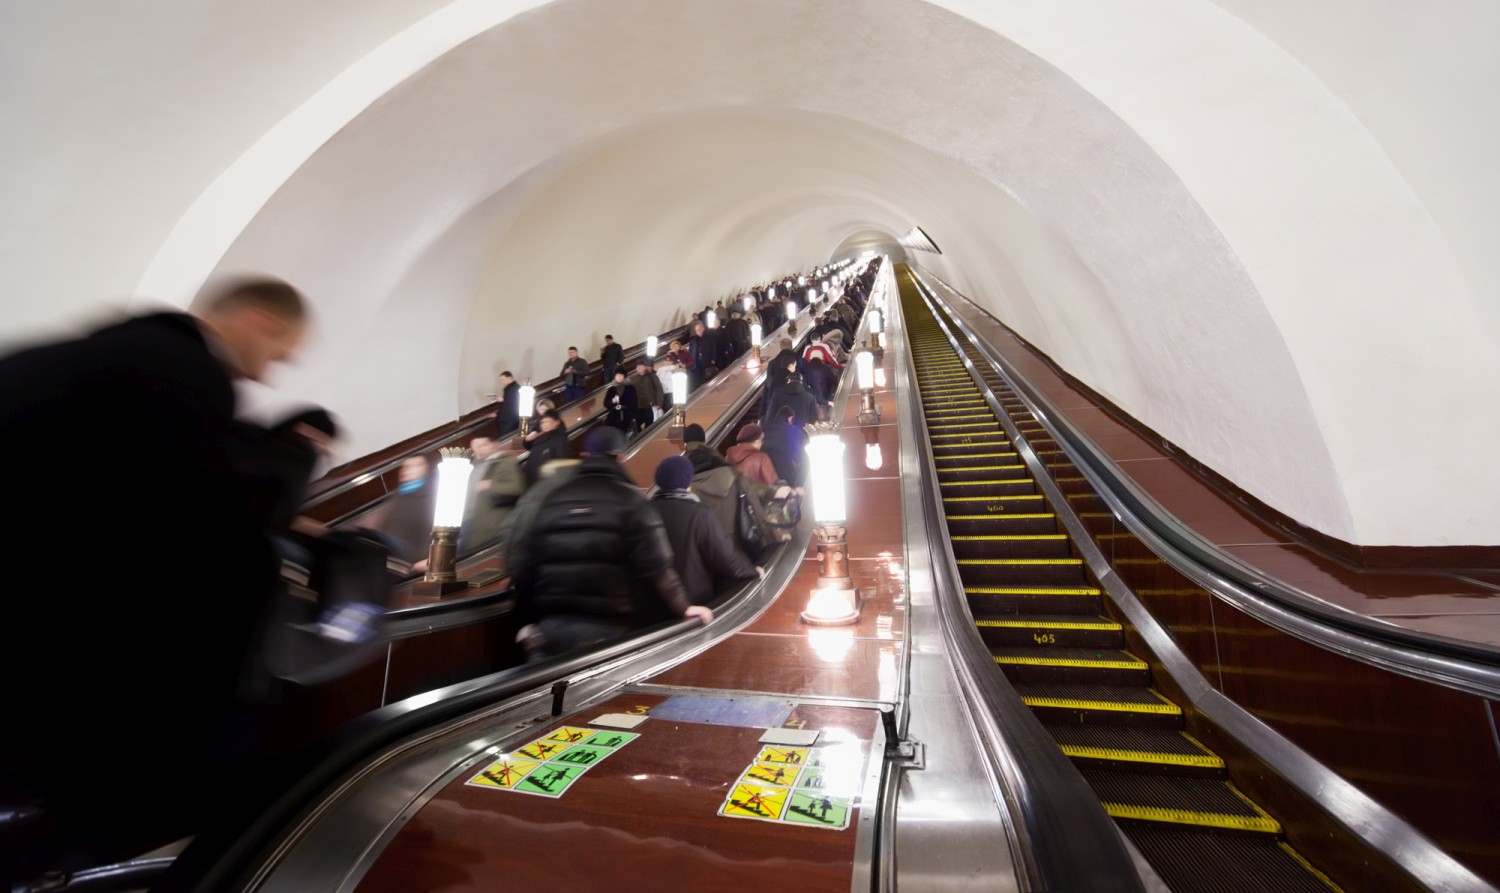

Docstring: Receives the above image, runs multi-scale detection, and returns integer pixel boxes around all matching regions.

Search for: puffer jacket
[506,457,691,627]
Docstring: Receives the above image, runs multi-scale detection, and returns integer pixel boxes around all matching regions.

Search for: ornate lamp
[743,295,754,313]
[414,447,477,598]
[516,380,536,438]
[801,422,859,626]
[855,349,880,425]
[750,322,763,363]
[786,299,799,336]
[668,369,689,438]
[866,309,885,361]
[646,334,659,359]
[705,310,718,329]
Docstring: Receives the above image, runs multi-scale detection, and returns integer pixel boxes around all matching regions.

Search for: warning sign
[756,746,810,766]
[582,731,638,749]
[541,726,595,745]
[515,740,569,762]
[720,783,790,821]
[466,756,542,790]
[468,725,641,799]
[784,792,851,829]
[741,761,802,788]
[514,763,588,798]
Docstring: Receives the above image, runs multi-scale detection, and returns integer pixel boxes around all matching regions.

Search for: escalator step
[1044,724,1224,777]
[950,534,1071,560]
[946,514,1060,536]
[975,613,1120,648]
[992,647,1150,685]
[1080,769,1280,834]
[1123,826,1343,893]
[965,585,1100,615]
[1014,682,1183,727]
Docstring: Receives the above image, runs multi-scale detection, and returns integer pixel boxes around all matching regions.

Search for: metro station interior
[2,2,1498,892]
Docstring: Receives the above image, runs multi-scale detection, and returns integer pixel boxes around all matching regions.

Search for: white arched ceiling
[2,0,1496,549]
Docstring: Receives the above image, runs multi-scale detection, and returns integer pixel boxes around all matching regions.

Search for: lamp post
[705,309,718,330]
[801,422,859,626]
[516,380,536,439]
[742,295,754,313]
[668,369,689,438]
[414,447,477,598]
[750,322,763,363]
[786,299,798,336]
[867,309,885,361]
[646,334,659,359]
[855,349,880,425]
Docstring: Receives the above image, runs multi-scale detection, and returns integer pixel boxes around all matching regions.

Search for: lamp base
[800,585,861,627]
[411,579,477,599]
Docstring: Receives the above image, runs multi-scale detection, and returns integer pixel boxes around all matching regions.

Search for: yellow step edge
[946,513,1054,520]
[938,465,1026,472]
[942,494,1046,501]
[1277,843,1346,893]
[977,618,1118,630]
[957,558,1082,566]
[927,423,997,430]
[1100,800,1281,835]
[939,480,1033,487]
[1057,743,1223,769]
[924,412,993,420]
[1020,693,1180,716]
[995,654,1146,670]
[951,534,1066,541]
[966,586,1099,595]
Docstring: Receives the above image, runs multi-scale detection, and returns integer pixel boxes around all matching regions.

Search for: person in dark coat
[560,346,591,402]
[651,456,760,606]
[687,320,720,387]
[603,370,638,433]
[494,370,522,436]
[523,409,570,483]
[600,335,625,383]
[374,454,438,564]
[766,364,824,428]
[804,357,838,403]
[506,427,711,659]
[628,359,665,429]
[761,405,808,485]
[0,276,308,877]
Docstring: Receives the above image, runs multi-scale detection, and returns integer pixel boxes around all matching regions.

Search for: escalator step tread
[1081,769,1278,830]
[976,614,1117,629]
[1045,725,1221,764]
[1124,826,1342,893]
[991,647,1146,668]
[1014,682,1180,712]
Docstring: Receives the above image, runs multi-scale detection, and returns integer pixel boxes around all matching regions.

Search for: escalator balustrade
[901,272,1342,893]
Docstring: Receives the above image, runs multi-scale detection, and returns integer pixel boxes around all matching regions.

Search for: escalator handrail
[895,268,1148,893]
[909,269,1500,698]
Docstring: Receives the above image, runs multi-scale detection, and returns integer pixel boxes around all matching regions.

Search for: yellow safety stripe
[1100,800,1280,834]
[1020,693,1180,715]
[935,452,1017,459]
[995,654,1146,670]
[977,617,1118,630]
[966,586,1099,595]
[951,534,1066,541]
[927,423,997,430]
[1058,743,1223,769]
[957,558,1081,566]
[942,494,1046,501]
[1277,843,1346,892]
[924,412,993,420]
[946,513,1053,520]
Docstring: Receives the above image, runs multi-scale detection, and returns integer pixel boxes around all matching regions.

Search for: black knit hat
[654,455,694,491]
[683,423,707,444]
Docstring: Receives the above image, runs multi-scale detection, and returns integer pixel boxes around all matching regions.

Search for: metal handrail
[908,269,1500,699]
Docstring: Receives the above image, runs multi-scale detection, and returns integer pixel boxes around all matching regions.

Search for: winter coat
[682,443,774,564]
[605,382,637,431]
[766,374,823,428]
[459,453,526,554]
[725,442,781,486]
[761,419,807,486]
[651,491,758,605]
[523,425,571,483]
[630,369,665,410]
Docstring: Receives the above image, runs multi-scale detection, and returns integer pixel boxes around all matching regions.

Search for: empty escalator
[900,270,1341,893]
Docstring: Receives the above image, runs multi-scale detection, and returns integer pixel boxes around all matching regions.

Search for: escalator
[900,271,1342,893]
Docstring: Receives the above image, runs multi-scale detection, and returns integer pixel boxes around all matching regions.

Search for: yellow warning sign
[541,726,595,745]
[515,739,569,761]
[467,756,542,790]
[756,746,810,766]
[741,761,802,788]
[721,783,789,820]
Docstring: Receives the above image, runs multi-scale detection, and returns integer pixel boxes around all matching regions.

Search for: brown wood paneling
[383,616,524,705]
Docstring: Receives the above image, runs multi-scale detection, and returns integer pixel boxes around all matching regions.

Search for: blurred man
[0,276,308,878]
[506,427,710,659]
[459,436,526,555]
[628,359,665,429]
[560,346,590,402]
[494,370,521,436]
[599,334,624,383]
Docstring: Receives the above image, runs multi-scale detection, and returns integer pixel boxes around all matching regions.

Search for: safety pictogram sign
[467,725,640,799]
[720,783,790,821]
[718,743,863,831]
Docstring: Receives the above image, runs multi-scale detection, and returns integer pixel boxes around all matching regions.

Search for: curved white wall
[2,0,1496,548]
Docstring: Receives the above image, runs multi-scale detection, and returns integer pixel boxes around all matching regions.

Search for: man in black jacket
[686,320,720,387]
[494,370,522,435]
[600,334,625,383]
[0,276,307,877]
[506,427,711,659]
[560,346,591,402]
[651,457,759,606]
[522,409,570,483]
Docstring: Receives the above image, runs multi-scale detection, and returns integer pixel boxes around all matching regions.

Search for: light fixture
[864,442,883,471]
[743,295,754,312]
[869,309,883,334]
[767,285,775,299]
[750,322,763,362]
[705,310,718,329]
[414,447,477,598]
[668,369,689,438]
[855,349,880,425]
[646,334,659,358]
[786,300,798,336]
[801,422,859,626]
[798,276,807,287]
[517,380,536,437]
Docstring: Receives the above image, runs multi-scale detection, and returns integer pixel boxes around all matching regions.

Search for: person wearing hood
[651,456,760,606]
[680,424,782,564]
[765,358,824,428]
[760,338,808,418]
